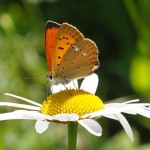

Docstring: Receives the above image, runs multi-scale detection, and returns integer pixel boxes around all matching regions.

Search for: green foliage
[0,0,150,149]
[123,0,150,98]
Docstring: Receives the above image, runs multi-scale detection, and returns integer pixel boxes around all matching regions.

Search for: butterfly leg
[72,80,78,89]
[43,81,52,100]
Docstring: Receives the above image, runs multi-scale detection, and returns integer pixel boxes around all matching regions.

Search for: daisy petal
[0,110,43,120]
[53,114,79,122]
[69,80,78,89]
[78,119,102,136]
[82,107,125,118]
[51,84,66,94]
[19,110,54,120]
[80,73,98,94]
[35,120,50,134]
[115,113,134,142]
[0,110,54,121]
[0,111,28,120]
[123,99,139,104]
[51,80,78,94]
[0,102,40,110]
[4,93,41,107]
[135,107,150,118]
[102,114,118,120]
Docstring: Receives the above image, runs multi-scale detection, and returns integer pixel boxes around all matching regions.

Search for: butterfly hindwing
[55,38,99,80]
[45,21,60,71]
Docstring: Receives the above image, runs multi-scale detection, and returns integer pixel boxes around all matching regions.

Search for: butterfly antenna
[25,73,47,80]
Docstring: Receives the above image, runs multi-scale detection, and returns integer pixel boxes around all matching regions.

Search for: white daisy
[0,73,150,142]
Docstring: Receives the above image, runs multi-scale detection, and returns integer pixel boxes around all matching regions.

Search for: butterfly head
[47,71,58,85]
[47,71,71,85]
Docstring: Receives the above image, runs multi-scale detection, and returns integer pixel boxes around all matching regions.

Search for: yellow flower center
[40,89,104,116]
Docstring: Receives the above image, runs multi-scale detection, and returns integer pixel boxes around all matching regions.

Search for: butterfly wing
[56,38,99,80]
[52,23,84,76]
[45,21,60,71]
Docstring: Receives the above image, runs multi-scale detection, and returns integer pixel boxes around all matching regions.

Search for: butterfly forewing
[45,21,60,71]
[52,23,84,76]
[55,38,99,80]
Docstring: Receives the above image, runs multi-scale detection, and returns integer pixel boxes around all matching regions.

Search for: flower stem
[68,122,78,150]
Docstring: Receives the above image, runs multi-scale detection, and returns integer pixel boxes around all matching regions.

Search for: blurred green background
[0,0,150,149]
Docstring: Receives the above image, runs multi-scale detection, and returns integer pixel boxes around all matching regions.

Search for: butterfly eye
[46,74,52,80]
[47,72,53,80]
[47,74,58,84]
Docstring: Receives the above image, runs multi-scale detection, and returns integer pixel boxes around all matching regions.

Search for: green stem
[68,122,78,150]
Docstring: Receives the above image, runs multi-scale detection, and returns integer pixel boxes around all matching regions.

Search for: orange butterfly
[45,20,99,84]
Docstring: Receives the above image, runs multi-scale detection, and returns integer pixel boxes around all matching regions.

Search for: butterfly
[45,20,99,85]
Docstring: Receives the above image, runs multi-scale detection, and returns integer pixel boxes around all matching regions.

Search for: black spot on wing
[58,46,64,50]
